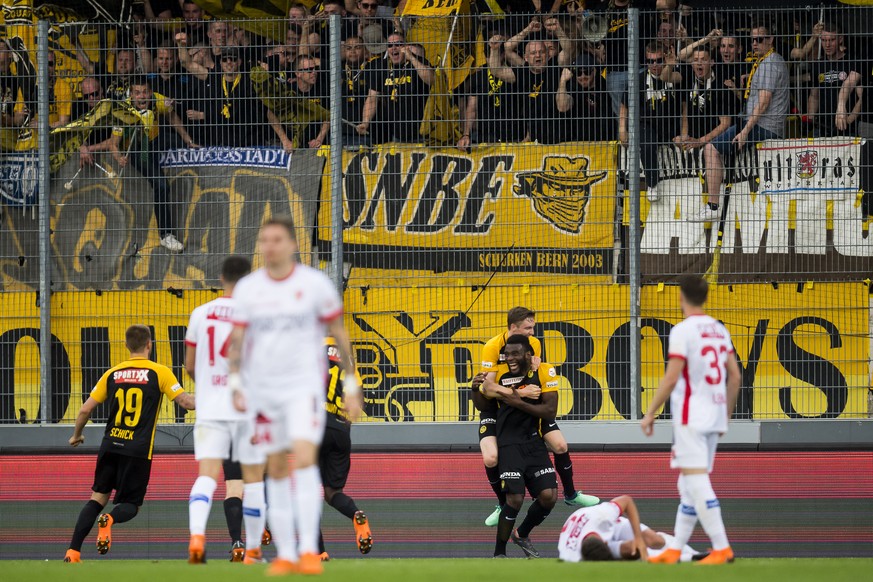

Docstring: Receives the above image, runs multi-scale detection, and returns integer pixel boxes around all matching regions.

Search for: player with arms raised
[475,307,598,528]
[641,275,740,565]
[480,335,559,558]
[227,216,362,575]
[64,325,195,562]
[317,337,372,559]
[185,256,269,564]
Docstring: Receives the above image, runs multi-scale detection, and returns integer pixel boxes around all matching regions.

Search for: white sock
[670,474,698,550]
[189,475,217,536]
[685,473,730,550]
[242,481,266,551]
[293,465,323,555]
[266,477,298,561]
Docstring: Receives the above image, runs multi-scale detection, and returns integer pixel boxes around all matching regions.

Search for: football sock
[223,496,243,544]
[685,473,730,551]
[671,474,698,550]
[188,475,217,536]
[484,464,506,506]
[69,500,103,551]
[294,466,323,555]
[552,452,576,498]
[327,491,359,520]
[109,502,138,524]
[318,530,326,554]
[516,500,552,538]
[494,504,519,556]
[242,482,266,551]
[266,477,297,561]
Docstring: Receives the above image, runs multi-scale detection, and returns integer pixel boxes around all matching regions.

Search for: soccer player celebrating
[641,275,741,565]
[64,325,195,563]
[227,216,362,575]
[185,256,269,564]
[480,335,559,558]
[475,307,598,528]
[317,337,372,560]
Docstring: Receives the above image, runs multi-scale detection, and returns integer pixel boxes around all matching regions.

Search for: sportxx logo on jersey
[113,369,150,384]
[796,150,818,179]
[513,156,608,235]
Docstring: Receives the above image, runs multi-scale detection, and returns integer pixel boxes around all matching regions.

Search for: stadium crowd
[0,0,869,247]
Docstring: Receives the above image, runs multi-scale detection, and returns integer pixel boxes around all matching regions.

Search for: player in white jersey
[557,496,647,562]
[184,256,268,565]
[641,275,740,565]
[227,216,362,576]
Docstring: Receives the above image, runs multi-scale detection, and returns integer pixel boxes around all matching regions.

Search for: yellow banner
[1,283,867,424]
[318,143,618,276]
[402,0,468,16]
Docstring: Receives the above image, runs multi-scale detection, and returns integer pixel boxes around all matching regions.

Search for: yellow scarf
[744,47,774,100]
[221,74,241,119]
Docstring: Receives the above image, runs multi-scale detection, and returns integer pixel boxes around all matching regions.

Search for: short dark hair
[262,215,297,241]
[125,324,152,353]
[644,41,663,55]
[692,46,712,59]
[679,274,708,307]
[821,21,842,35]
[221,256,251,284]
[322,0,344,7]
[507,306,535,328]
[581,535,615,561]
[129,74,150,88]
[750,19,772,36]
[505,334,534,356]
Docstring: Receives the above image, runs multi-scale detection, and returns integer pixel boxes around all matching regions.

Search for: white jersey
[185,296,248,421]
[667,314,734,433]
[232,265,342,405]
[557,502,622,562]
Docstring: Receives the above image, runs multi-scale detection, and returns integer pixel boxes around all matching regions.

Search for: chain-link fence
[0,0,870,425]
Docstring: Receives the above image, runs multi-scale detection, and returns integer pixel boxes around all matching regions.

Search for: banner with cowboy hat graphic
[317,142,618,278]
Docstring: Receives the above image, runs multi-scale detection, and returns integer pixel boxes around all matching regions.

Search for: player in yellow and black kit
[480,334,558,559]
[472,307,598,529]
[63,325,195,563]
[317,337,372,560]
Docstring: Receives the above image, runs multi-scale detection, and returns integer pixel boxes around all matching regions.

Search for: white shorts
[670,425,719,472]
[251,392,326,455]
[194,419,265,465]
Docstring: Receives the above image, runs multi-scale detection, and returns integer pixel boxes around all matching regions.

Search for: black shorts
[223,459,242,481]
[497,441,557,498]
[92,451,152,506]
[539,418,560,438]
[319,425,352,490]
[478,412,497,441]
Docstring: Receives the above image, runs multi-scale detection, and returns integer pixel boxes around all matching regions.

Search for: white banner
[757,137,863,199]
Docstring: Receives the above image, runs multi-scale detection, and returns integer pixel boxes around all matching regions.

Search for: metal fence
[0,1,871,426]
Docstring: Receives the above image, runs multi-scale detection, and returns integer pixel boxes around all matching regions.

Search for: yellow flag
[405,0,479,90]
[419,66,460,147]
[402,0,466,16]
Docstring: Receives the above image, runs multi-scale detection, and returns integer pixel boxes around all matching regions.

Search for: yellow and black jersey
[325,338,361,432]
[492,362,559,446]
[480,332,542,373]
[90,357,184,460]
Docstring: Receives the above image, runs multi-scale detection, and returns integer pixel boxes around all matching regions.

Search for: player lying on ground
[185,256,269,565]
[317,337,372,561]
[641,274,741,565]
[480,335,559,558]
[558,495,703,562]
[475,307,599,527]
[64,325,195,563]
[227,216,362,576]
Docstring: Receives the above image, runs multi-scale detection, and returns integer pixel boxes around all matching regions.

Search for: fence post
[328,14,344,291]
[627,8,642,420]
[37,19,52,424]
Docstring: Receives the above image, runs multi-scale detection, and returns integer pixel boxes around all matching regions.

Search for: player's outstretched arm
[70,397,100,446]
[612,496,648,561]
[640,357,684,436]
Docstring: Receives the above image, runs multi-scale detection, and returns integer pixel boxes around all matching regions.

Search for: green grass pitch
[5,559,873,582]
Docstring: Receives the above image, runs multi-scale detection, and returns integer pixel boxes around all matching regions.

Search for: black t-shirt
[715,61,747,117]
[512,64,560,144]
[367,61,429,143]
[560,75,615,142]
[205,72,267,147]
[685,72,732,139]
[342,58,376,130]
[627,70,683,135]
[147,69,194,112]
[465,67,525,143]
[295,78,329,147]
[0,71,20,118]
[810,55,861,129]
